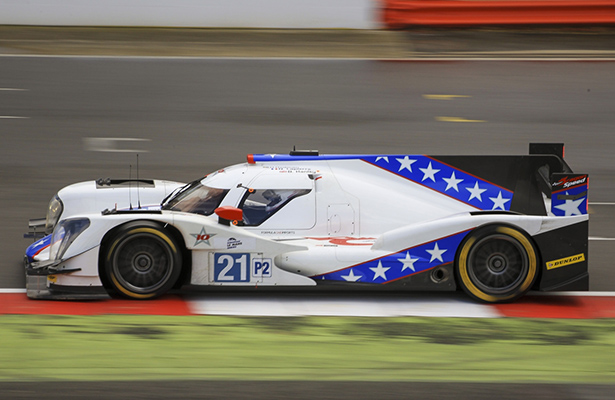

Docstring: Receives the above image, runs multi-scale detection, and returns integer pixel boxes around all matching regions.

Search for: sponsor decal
[551,174,588,216]
[546,253,585,270]
[227,237,242,249]
[260,230,296,235]
[266,166,320,174]
[190,227,216,246]
[552,175,588,190]
[213,236,257,250]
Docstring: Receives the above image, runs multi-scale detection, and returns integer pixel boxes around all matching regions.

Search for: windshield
[162,181,228,216]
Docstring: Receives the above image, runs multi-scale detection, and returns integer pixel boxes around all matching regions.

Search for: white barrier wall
[0,0,377,29]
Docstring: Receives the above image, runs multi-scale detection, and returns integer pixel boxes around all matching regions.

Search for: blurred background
[1,0,615,398]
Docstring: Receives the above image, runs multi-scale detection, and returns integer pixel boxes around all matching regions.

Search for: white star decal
[426,242,447,263]
[397,252,420,272]
[370,261,390,281]
[419,162,441,182]
[341,269,362,282]
[466,181,487,202]
[553,192,585,216]
[32,240,46,249]
[489,191,511,210]
[443,171,464,192]
[375,156,389,163]
[396,156,417,173]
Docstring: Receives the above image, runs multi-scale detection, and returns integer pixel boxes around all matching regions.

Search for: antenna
[137,153,141,209]
[129,164,133,210]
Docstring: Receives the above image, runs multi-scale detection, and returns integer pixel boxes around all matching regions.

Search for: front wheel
[104,223,182,299]
[456,225,538,303]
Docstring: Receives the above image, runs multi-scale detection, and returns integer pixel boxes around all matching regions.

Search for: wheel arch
[456,221,544,265]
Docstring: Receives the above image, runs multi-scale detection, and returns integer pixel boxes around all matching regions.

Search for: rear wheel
[456,225,538,303]
[104,223,182,299]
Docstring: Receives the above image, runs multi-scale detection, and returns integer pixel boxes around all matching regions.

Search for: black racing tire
[103,222,182,299]
[456,224,538,303]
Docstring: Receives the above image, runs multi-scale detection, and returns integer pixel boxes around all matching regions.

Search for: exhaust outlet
[430,266,449,284]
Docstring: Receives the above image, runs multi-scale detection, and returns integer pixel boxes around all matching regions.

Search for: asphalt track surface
[1,28,615,399]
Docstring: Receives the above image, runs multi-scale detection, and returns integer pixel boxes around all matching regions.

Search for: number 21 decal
[214,253,250,282]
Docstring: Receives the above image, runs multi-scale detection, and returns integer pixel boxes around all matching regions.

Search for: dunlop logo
[546,253,585,270]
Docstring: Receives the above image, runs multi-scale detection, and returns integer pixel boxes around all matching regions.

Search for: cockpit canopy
[162,181,229,216]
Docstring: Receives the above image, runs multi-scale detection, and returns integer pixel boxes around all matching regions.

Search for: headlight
[45,195,64,233]
[48,218,90,260]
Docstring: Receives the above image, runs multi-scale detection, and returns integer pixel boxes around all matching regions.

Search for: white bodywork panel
[57,179,185,218]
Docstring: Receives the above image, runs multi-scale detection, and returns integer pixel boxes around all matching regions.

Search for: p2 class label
[213,253,251,282]
[252,258,272,278]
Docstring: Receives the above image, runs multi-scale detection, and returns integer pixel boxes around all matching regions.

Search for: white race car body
[25,144,589,302]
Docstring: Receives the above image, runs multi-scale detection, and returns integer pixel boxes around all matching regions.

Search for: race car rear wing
[529,143,588,217]
[426,143,584,217]
[529,143,566,160]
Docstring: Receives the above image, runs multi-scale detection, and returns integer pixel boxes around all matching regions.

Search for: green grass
[2,315,615,382]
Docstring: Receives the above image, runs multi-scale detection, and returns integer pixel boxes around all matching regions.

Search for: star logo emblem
[426,242,447,263]
[443,171,464,192]
[489,191,511,210]
[466,181,487,202]
[553,192,585,216]
[396,156,417,173]
[375,156,389,163]
[370,261,391,281]
[419,162,441,182]
[341,269,362,282]
[191,227,216,246]
[32,240,46,249]
[397,252,420,272]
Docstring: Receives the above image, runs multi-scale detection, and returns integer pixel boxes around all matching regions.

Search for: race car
[24,143,589,303]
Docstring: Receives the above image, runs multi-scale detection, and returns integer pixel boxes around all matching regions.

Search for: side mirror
[214,206,243,226]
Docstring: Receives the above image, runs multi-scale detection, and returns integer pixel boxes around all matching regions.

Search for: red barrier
[383,0,615,28]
